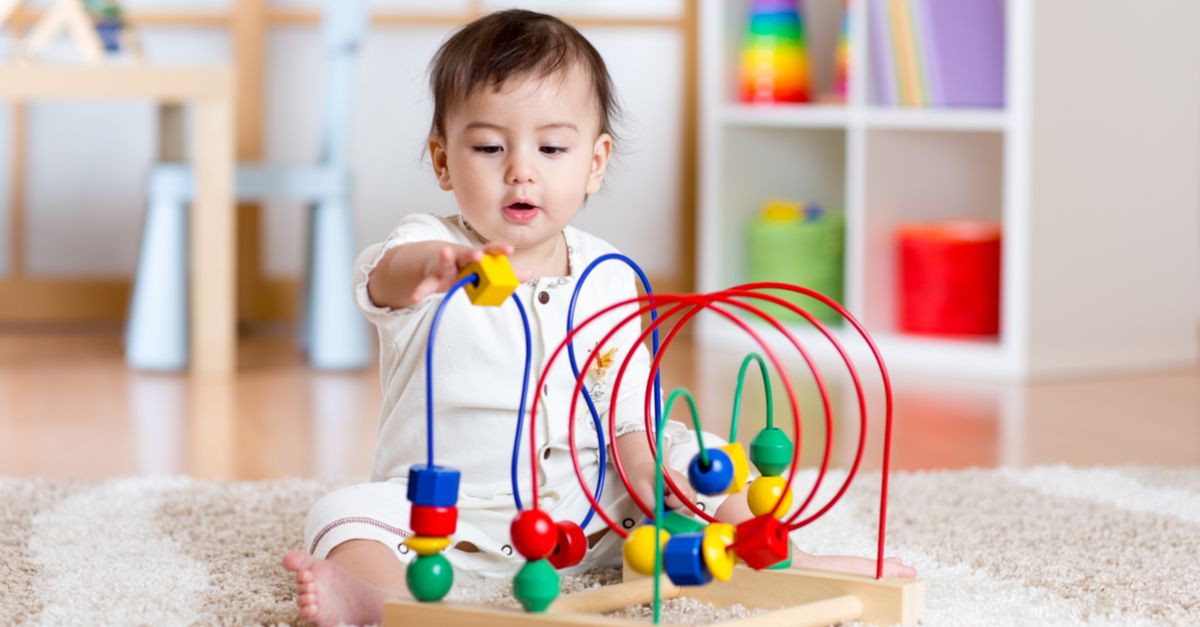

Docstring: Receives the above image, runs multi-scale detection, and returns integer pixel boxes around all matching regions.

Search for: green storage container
[746,208,845,326]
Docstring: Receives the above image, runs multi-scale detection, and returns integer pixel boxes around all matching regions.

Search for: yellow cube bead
[623,525,670,576]
[457,253,519,306]
[701,522,737,581]
[720,443,750,494]
[747,476,793,519]
[404,535,451,556]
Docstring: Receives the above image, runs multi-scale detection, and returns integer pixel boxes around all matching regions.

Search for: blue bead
[663,533,712,586]
[687,449,734,496]
[407,464,461,507]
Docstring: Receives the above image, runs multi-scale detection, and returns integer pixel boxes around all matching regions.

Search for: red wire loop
[524,283,895,579]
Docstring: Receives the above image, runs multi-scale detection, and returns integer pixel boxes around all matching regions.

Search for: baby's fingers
[452,245,485,269]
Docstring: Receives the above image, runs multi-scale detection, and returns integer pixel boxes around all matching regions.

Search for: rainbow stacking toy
[740,0,809,103]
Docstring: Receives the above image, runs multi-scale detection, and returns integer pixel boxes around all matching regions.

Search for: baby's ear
[586,133,613,195]
[428,135,454,191]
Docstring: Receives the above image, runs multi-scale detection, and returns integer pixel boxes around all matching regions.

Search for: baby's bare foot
[282,550,390,627]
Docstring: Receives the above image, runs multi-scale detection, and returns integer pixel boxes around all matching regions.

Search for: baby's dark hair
[428,9,620,141]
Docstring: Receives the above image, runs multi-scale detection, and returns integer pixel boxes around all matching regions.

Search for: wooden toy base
[384,565,924,626]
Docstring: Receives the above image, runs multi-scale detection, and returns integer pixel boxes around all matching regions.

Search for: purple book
[924,0,1005,107]
[868,0,897,106]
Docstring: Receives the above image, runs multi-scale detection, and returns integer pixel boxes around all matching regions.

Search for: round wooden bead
[406,553,454,602]
[749,428,793,476]
[410,505,457,537]
[548,520,587,569]
[701,522,737,581]
[513,559,560,613]
[747,476,793,518]
[510,509,557,560]
[623,525,670,576]
[687,448,734,495]
[663,533,712,586]
[719,443,750,493]
[404,535,451,556]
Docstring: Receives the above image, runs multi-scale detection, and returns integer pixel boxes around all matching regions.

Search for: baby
[283,9,914,626]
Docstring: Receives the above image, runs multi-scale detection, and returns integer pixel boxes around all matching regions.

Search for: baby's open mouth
[502,202,539,223]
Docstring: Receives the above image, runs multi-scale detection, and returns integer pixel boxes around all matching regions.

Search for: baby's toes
[298,593,318,618]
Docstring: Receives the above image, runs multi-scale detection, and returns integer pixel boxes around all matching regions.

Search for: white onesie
[303,213,730,576]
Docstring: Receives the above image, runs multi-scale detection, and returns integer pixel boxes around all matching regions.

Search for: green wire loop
[728,352,774,442]
[663,387,708,467]
[652,390,669,623]
[654,386,706,622]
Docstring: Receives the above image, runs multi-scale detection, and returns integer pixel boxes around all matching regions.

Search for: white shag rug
[2,466,1197,626]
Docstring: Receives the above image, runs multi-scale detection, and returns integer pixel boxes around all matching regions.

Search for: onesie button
[622,517,635,529]
[538,291,550,304]
[501,544,513,556]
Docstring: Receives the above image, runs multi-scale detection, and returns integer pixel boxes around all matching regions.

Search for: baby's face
[430,64,612,256]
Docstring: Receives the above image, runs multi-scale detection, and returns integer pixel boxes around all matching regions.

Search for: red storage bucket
[897,221,1001,336]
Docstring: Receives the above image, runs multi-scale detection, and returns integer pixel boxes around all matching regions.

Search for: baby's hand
[626,461,697,512]
[411,242,523,302]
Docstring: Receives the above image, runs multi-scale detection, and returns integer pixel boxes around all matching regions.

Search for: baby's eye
[473,145,502,154]
[540,146,567,155]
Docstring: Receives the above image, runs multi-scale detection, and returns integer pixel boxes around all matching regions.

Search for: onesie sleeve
[353,213,457,326]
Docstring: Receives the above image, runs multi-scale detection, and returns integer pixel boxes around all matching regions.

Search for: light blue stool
[126,0,371,371]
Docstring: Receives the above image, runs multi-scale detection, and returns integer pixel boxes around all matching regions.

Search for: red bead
[510,509,557,560]
[548,520,587,569]
[410,505,457,537]
[734,514,790,570]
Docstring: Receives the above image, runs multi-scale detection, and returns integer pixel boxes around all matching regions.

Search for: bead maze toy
[384,253,924,625]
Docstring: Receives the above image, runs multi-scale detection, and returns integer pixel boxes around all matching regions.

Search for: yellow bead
[404,535,451,556]
[458,253,519,306]
[702,522,737,581]
[720,443,750,494]
[623,525,670,576]
[747,476,793,519]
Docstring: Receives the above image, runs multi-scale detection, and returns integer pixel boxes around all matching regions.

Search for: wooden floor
[1,328,1197,480]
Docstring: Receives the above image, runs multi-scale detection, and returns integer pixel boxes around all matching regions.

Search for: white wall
[0,0,686,282]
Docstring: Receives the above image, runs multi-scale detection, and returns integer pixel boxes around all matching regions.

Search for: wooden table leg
[190,96,236,376]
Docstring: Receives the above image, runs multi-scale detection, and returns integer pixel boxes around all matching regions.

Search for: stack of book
[868,0,1005,108]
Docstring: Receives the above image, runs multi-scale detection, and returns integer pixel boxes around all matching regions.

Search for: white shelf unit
[696,0,1200,381]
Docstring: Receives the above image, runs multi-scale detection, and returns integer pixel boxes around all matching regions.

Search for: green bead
[660,510,706,536]
[750,427,793,476]
[406,553,454,602]
[767,544,794,570]
[513,559,559,613]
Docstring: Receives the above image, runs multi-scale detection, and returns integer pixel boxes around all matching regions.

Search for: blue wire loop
[425,274,480,466]
[565,253,662,529]
[425,255,660,534]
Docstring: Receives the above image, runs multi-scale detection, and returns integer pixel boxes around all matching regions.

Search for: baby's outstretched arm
[367,240,518,309]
